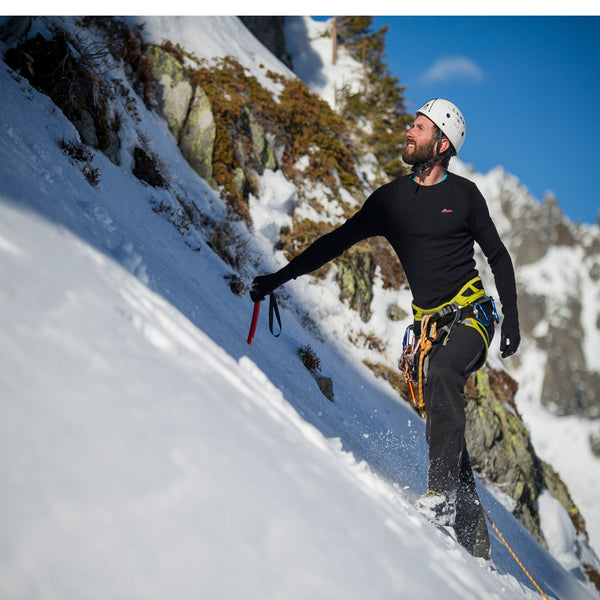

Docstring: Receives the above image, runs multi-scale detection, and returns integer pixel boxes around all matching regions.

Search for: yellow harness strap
[412,276,485,323]
[463,317,490,354]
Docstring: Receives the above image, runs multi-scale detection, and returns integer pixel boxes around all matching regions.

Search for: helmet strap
[411,155,441,174]
[411,131,455,174]
[411,149,453,174]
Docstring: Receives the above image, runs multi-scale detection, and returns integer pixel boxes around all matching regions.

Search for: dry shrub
[59,138,100,187]
[298,345,321,373]
[132,146,167,188]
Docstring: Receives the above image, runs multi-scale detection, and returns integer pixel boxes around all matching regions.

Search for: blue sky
[327,16,600,225]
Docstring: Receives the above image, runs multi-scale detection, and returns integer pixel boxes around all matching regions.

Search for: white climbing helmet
[416,98,466,154]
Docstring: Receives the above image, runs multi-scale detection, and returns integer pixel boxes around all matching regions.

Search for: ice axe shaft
[246,302,261,346]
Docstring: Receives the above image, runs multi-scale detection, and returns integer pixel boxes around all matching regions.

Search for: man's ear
[439,136,451,153]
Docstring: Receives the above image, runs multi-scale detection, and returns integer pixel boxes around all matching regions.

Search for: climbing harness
[483,508,551,600]
[399,277,499,417]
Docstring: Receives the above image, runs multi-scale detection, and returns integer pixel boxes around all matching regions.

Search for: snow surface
[1,15,599,600]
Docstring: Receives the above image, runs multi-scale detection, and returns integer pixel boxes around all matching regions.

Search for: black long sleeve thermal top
[280,172,518,325]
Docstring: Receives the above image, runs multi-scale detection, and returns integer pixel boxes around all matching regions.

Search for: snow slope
[0,15,598,600]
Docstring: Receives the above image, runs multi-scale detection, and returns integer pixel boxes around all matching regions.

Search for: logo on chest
[441,208,453,214]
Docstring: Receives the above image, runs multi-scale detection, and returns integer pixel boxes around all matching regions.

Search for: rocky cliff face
[453,163,600,421]
[238,16,293,69]
[516,195,600,418]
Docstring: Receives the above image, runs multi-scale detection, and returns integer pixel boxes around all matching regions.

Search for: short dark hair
[432,124,455,170]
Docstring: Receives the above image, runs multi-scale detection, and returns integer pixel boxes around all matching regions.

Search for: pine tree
[333,17,412,182]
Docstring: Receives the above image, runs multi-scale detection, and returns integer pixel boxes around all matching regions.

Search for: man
[249,99,520,559]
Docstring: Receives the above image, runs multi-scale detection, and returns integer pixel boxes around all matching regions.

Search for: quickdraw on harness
[399,276,499,417]
[400,325,420,413]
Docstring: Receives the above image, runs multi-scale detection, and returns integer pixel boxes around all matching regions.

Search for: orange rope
[417,314,436,417]
[483,508,551,600]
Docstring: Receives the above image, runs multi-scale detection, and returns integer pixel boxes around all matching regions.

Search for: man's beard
[402,137,437,166]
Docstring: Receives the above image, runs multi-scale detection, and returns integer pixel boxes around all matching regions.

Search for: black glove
[500,324,520,358]
[249,271,287,303]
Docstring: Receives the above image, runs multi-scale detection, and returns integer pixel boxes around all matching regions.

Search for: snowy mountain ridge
[1,15,599,600]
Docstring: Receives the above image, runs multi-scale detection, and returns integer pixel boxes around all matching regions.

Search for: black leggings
[424,319,495,555]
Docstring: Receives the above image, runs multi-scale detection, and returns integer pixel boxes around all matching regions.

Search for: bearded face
[401,135,437,166]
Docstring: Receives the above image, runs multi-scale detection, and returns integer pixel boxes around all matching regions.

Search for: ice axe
[246,293,281,346]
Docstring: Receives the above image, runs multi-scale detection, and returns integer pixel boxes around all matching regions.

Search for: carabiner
[489,296,500,324]
[474,301,490,327]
